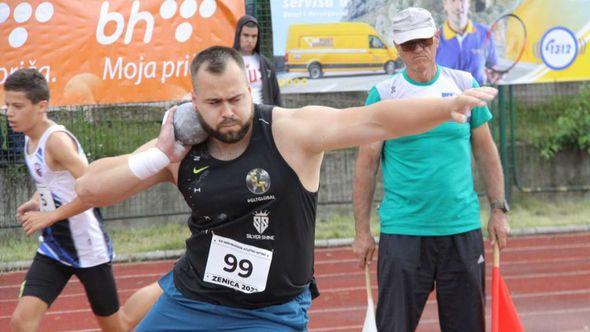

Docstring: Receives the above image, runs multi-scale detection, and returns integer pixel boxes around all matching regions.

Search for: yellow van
[285,22,400,79]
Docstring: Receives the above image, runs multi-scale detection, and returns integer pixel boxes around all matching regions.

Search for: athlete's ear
[37,100,49,113]
[191,93,200,113]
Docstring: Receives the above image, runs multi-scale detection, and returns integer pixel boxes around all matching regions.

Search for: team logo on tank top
[246,168,271,195]
[247,210,274,240]
[253,211,269,234]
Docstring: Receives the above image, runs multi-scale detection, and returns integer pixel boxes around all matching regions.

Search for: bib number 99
[204,234,273,293]
[223,254,253,278]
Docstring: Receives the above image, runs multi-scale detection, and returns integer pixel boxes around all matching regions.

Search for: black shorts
[20,253,120,316]
[376,229,486,332]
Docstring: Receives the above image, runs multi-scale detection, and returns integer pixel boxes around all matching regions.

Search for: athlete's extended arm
[287,87,498,153]
[76,108,190,207]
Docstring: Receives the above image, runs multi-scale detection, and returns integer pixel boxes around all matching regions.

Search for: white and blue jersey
[24,125,113,268]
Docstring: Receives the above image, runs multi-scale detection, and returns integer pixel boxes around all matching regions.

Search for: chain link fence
[0,102,191,228]
[503,82,590,195]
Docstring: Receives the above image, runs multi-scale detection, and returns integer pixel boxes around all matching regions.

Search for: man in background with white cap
[352,7,510,331]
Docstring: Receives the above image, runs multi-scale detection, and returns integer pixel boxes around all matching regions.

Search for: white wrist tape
[128,148,170,180]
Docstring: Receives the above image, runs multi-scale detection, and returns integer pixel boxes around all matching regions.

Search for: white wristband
[128,148,170,180]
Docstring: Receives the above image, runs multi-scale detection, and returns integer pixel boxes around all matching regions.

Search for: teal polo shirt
[367,66,492,236]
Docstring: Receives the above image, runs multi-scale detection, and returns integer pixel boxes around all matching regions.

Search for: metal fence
[0,103,188,229]
[246,0,274,62]
[496,83,590,200]
[3,81,590,228]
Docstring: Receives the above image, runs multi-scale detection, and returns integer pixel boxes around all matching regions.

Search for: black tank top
[174,104,318,308]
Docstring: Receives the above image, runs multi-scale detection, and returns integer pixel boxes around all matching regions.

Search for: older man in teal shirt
[353,7,510,332]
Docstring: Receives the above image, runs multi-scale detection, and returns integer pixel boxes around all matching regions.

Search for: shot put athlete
[75,46,497,331]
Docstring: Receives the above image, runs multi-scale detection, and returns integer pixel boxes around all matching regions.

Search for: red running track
[1,232,590,331]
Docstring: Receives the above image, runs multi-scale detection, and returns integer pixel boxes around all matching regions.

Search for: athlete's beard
[197,104,253,143]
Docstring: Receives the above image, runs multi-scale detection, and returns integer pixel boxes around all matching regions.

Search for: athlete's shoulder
[45,128,81,165]
[46,130,77,152]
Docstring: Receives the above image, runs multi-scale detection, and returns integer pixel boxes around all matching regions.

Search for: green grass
[2,196,589,264]
[318,196,590,239]
[498,195,590,228]
[0,222,190,263]
[1,229,38,263]
[108,222,190,253]
[315,213,380,239]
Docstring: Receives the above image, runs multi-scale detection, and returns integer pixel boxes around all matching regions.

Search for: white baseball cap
[391,7,436,44]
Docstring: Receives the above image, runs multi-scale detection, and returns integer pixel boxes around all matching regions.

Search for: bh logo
[97,0,218,45]
[0,2,55,48]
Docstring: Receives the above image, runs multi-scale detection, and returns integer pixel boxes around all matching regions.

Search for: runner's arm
[21,132,94,234]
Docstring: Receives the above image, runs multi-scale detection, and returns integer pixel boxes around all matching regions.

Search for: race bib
[204,234,273,294]
[36,185,56,212]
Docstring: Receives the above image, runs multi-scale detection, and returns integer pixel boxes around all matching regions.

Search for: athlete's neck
[26,119,54,141]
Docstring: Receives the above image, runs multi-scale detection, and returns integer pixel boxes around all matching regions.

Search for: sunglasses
[399,38,434,52]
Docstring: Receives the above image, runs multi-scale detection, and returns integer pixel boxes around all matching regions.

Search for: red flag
[492,245,524,332]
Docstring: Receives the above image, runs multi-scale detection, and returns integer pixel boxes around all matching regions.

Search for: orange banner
[0,1,244,106]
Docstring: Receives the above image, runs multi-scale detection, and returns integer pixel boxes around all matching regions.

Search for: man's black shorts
[376,229,486,332]
[20,253,119,316]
